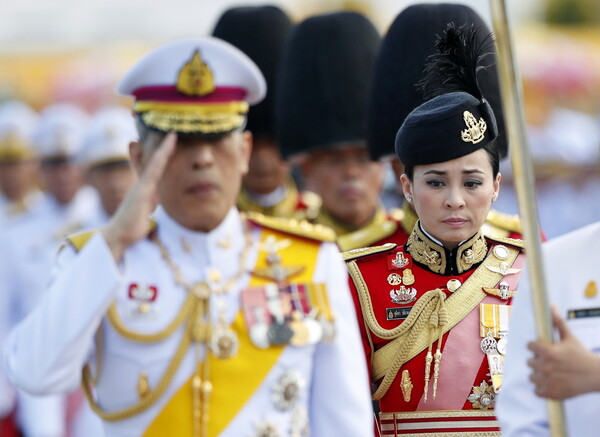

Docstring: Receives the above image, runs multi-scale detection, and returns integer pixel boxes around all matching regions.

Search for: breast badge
[390,285,417,305]
[127,283,158,317]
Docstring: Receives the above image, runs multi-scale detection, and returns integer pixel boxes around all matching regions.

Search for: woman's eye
[465,180,483,189]
[426,179,444,188]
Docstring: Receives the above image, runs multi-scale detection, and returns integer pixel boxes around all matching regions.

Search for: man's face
[87,161,137,217]
[136,129,251,232]
[243,136,289,195]
[301,145,384,229]
[0,159,39,201]
[41,159,84,205]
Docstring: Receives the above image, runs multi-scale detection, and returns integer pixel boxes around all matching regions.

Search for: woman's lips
[443,218,468,227]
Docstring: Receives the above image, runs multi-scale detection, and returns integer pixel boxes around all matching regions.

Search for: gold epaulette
[64,219,158,252]
[389,207,404,222]
[485,233,525,249]
[485,209,523,234]
[66,230,98,252]
[245,211,336,242]
[341,242,397,262]
[337,218,398,251]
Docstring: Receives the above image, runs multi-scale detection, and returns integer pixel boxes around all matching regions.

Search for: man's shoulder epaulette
[337,218,398,252]
[485,233,525,249]
[245,211,336,242]
[64,219,158,252]
[485,209,523,234]
[66,230,97,252]
[341,242,397,262]
[389,207,404,222]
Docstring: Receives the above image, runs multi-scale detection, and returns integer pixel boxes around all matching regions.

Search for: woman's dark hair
[403,138,500,181]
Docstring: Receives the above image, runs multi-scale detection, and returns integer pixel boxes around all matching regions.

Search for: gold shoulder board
[485,234,525,249]
[64,219,158,252]
[245,211,336,242]
[389,208,404,222]
[66,230,97,252]
[486,209,523,234]
[341,242,397,262]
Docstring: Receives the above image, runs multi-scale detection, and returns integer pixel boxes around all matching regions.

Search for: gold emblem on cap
[461,110,487,144]
[585,281,597,298]
[177,50,215,97]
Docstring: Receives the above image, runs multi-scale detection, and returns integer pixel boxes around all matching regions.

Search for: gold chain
[151,219,253,297]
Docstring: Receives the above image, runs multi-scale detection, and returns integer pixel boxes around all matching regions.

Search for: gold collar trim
[407,221,487,275]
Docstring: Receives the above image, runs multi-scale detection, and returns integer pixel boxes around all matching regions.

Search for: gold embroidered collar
[406,221,487,275]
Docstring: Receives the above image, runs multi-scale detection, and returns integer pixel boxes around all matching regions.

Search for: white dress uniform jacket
[497,221,600,436]
[3,207,373,437]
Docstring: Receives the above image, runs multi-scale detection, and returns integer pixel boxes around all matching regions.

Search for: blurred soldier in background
[79,106,138,229]
[367,3,523,247]
[276,11,398,252]
[213,5,321,220]
[0,102,100,437]
[0,101,43,226]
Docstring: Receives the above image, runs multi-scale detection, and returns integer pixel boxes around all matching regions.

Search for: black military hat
[212,5,293,140]
[276,11,381,159]
[395,23,499,168]
[368,3,507,161]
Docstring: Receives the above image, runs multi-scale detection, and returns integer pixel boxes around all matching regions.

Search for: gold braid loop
[372,289,447,400]
[106,291,197,343]
[82,297,205,421]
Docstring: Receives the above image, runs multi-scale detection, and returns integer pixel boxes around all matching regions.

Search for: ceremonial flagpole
[489,1,567,435]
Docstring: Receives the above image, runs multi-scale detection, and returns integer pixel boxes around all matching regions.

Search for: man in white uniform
[497,221,600,435]
[3,37,373,437]
[79,106,138,229]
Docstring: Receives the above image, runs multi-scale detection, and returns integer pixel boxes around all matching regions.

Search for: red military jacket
[344,221,525,436]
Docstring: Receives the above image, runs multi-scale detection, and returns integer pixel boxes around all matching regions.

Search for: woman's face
[401,149,500,249]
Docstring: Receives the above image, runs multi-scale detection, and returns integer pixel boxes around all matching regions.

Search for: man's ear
[240,130,253,175]
[129,140,144,175]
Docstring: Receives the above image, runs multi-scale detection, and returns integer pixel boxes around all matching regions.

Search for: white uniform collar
[153,206,246,271]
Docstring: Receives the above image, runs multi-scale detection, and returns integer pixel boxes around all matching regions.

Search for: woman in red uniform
[345,23,525,436]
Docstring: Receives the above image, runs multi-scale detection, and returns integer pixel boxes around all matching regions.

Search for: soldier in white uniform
[3,37,373,437]
[497,221,600,435]
[79,106,138,230]
[0,103,100,437]
[0,100,44,227]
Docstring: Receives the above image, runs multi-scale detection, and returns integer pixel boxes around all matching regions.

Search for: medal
[304,314,323,344]
[210,326,239,359]
[387,273,402,286]
[289,311,310,346]
[391,251,409,269]
[402,269,415,285]
[268,322,293,345]
[390,285,417,305]
[497,335,508,355]
[480,332,498,355]
[487,353,505,392]
[250,307,270,349]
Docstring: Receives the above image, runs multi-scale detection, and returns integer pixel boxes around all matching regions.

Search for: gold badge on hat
[177,50,215,97]
[461,111,487,144]
[585,281,597,298]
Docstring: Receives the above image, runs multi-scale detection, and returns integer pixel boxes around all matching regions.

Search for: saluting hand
[527,306,600,400]
[102,132,177,261]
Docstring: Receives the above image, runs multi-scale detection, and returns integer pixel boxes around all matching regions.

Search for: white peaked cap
[79,106,137,169]
[34,103,89,159]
